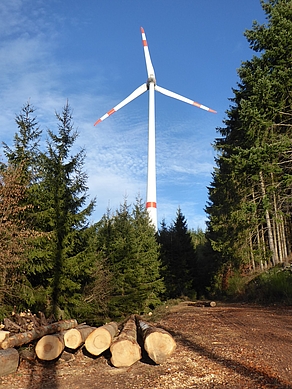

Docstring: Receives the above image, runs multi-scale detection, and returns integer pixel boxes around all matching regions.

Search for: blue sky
[0,0,266,230]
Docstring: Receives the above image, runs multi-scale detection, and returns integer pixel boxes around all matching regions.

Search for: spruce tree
[95,198,164,319]
[32,102,96,318]
[206,0,292,289]
[0,164,35,315]
[158,208,196,298]
[3,101,41,183]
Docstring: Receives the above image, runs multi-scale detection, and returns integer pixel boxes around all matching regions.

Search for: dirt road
[1,302,292,388]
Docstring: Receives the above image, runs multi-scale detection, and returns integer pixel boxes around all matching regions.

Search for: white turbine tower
[94,27,216,231]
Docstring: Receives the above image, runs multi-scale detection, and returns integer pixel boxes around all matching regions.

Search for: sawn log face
[84,322,118,356]
[110,315,141,367]
[0,348,19,376]
[137,318,176,364]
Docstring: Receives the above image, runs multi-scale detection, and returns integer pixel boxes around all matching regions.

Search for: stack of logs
[0,312,176,376]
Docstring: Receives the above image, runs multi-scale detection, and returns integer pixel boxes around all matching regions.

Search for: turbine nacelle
[147,74,156,88]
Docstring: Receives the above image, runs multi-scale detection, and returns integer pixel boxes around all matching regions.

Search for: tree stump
[35,333,65,361]
[0,348,19,376]
[137,318,176,364]
[84,322,118,356]
[110,315,141,367]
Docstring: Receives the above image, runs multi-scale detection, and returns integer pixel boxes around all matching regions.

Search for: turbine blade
[94,83,148,126]
[140,27,155,80]
[155,85,217,113]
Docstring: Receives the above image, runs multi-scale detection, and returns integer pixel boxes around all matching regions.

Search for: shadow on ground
[168,327,292,389]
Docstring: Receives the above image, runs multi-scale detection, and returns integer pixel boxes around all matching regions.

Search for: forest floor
[1,301,292,389]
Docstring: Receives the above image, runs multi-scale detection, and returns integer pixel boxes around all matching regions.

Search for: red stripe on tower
[146,202,157,209]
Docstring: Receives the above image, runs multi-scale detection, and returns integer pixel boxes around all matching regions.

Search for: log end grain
[110,339,141,368]
[35,334,64,361]
[0,348,19,376]
[64,328,82,350]
[85,327,112,356]
[144,331,176,364]
[0,330,10,344]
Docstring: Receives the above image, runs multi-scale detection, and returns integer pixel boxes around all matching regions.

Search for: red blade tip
[94,119,101,126]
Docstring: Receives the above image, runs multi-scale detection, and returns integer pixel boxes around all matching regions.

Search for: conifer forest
[1,0,292,323]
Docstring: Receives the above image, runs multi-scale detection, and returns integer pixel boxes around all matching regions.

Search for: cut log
[64,325,95,349]
[110,315,141,367]
[187,301,216,308]
[35,333,65,361]
[137,319,176,364]
[1,319,77,350]
[0,330,10,343]
[84,322,118,356]
[0,348,19,376]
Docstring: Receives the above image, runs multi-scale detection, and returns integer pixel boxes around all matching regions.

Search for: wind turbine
[94,27,216,231]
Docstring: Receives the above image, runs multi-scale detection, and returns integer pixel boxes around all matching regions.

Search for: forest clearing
[1,301,292,389]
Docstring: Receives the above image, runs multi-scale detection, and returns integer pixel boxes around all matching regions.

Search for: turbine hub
[147,74,156,87]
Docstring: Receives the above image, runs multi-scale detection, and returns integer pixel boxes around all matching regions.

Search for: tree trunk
[84,322,118,356]
[136,318,176,364]
[35,333,65,361]
[110,315,141,367]
[259,171,277,265]
[1,319,77,350]
[0,348,19,376]
[64,325,95,350]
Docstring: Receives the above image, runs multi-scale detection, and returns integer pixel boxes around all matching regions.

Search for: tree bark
[0,348,19,376]
[110,315,141,367]
[35,333,65,361]
[64,325,95,350]
[84,322,118,356]
[259,171,277,265]
[1,319,77,349]
[136,318,176,364]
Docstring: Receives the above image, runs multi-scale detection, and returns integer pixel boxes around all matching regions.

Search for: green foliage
[158,208,196,298]
[33,102,96,318]
[95,198,164,319]
[206,0,292,286]
[245,267,292,304]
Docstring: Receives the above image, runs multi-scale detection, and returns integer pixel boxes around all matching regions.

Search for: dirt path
[1,302,292,388]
